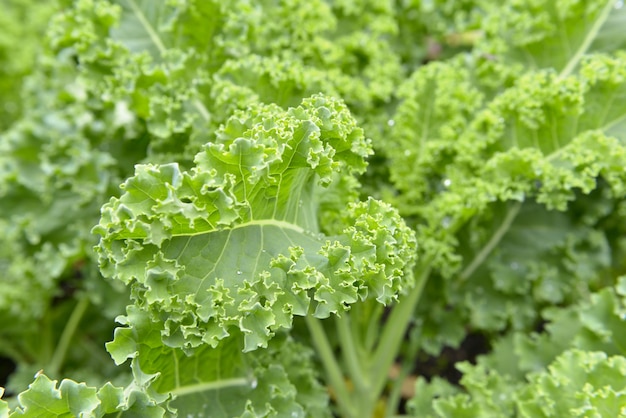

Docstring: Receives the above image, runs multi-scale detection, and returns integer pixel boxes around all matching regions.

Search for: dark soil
[0,356,16,389]
[413,331,492,385]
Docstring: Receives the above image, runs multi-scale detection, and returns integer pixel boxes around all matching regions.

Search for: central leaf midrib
[127,0,166,54]
[558,0,615,79]
[125,0,211,121]
[171,218,307,238]
[170,377,250,397]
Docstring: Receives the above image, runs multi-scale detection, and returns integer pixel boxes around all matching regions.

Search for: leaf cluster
[1,0,626,417]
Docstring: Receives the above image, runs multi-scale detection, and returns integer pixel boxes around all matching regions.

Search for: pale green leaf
[96,95,416,351]
[517,350,626,417]
[106,306,329,418]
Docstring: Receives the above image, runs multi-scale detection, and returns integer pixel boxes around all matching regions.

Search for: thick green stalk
[363,303,384,352]
[335,313,386,417]
[305,315,356,418]
[48,297,90,377]
[335,314,368,395]
[370,266,431,399]
[385,361,414,418]
[385,325,422,417]
[308,266,432,417]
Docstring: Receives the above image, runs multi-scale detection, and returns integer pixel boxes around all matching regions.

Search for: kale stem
[385,326,422,417]
[335,313,369,396]
[0,341,30,365]
[459,200,522,282]
[558,0,614,79]
[41,310,53,367]
[370,265,431,399]
[127,0,166,54]
[385,361,414,418]
[48,296,90,377]
[305,315,356,418]
[364,302,384,352]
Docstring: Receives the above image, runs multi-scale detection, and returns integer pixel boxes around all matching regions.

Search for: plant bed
[1,1,626,417]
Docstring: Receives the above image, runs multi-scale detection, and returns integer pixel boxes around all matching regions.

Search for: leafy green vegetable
[385,0,626,355]
[95,94,416,354]
[0,0,61,129]
[3,373,167,417]
[2,0,626,417]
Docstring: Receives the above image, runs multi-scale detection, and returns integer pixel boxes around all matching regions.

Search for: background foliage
[1,0,626,417]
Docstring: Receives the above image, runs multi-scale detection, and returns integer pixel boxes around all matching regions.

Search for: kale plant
[1,1,626,417]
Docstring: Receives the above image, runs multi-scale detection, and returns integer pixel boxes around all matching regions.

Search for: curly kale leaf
[1,374,167,417]
[382,0,626,353]
[95,95,416,352]
[106,306,330,418]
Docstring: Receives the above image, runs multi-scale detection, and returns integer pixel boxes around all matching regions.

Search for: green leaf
[384,0,626,355]
[479,0,616,75]
[406,377,459,418]
[106,306,330,418]
[516,350,626,417]
[111,0,178,57]
[6,373,167,417]
[96,95,416,352]
[0,0,60,129]
[411,349,626,418]
[10,375,99,417]
[471,280,626,389]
